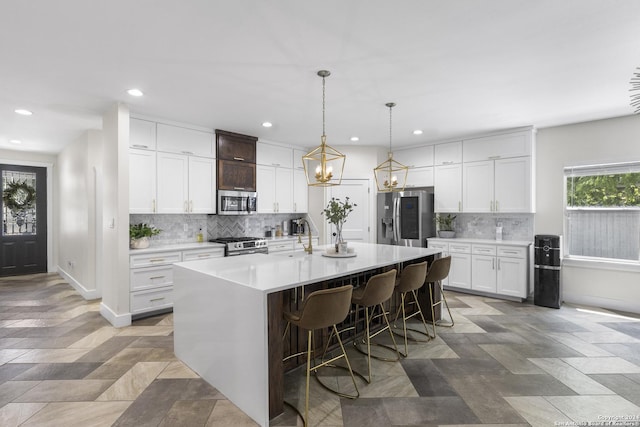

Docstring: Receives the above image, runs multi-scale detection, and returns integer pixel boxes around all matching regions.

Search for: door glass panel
[2,170,37,236]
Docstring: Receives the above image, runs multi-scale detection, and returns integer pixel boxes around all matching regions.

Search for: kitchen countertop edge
[427,237,532,247]
[129,242,225,255]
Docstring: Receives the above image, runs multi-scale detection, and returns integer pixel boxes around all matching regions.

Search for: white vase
[130,236,150,249]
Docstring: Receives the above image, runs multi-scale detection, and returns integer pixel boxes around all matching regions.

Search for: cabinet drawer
[130,251,182,268]
[131,286,173,314]
[130,265,173,291]
[472,244,497,256]
[182,248,224,261]
[497,246,527,258]
[448,242,471,253]
[427,242,448,252]
[269,241,295,253]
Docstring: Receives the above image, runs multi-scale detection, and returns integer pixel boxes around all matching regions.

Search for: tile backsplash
[130,213,310,246]
[447,213,534,241]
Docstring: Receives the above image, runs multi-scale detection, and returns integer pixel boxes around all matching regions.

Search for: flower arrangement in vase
[129,223,162,249]
[322,197,356,252]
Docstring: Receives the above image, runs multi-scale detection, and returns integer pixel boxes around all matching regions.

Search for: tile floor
[1,273,640,426]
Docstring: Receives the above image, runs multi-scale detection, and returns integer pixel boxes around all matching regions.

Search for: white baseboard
[57,266,100,300]
[100,302,132,328]
[563,292,640,315]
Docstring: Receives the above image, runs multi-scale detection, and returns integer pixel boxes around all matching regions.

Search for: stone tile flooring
[1,273,640,426]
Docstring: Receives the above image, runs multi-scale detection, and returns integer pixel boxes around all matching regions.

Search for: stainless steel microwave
[217,190,257,215]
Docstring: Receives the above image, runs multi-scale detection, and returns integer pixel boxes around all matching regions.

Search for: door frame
[0,158,54,273]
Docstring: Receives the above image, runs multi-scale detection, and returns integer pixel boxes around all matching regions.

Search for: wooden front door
[0,165,47,276]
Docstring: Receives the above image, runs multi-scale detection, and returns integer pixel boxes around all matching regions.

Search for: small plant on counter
[129,223,161,249]
[435,214,456,238]
[322,197,356,245]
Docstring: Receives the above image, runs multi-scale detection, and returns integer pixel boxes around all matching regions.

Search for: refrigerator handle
[393,196,400,243]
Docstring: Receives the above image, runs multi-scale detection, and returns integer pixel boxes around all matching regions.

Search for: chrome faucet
[296,219,313,254]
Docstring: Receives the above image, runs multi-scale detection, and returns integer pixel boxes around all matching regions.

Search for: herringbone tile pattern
[1,273,640,426]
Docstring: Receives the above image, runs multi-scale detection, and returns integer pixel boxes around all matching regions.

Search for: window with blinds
[564,161,640,262]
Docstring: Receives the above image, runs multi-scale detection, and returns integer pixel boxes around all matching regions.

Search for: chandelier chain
[389,104,393,152]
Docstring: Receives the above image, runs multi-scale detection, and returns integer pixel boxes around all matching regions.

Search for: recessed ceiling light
[9,139,22,144]
[14,109,33,116]
[127,89,144,97]
[262,122,273,128]
[350,136,359,142]
[413,130,423,135]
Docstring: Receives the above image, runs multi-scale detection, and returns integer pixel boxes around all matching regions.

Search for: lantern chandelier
[302,70,346,187]
[374,102,409,192]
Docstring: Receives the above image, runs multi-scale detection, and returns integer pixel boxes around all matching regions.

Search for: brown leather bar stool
[426,255,454,337]
[282,285,359,426]
[392,261,432,357]
[351,269,400,383]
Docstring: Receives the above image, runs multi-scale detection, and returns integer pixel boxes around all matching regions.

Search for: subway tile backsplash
[130,213,309,246]
[449,213,534,241]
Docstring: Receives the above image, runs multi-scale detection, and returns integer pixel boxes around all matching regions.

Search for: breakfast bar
[172,242,441,427]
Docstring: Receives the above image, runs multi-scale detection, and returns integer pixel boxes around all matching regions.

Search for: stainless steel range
[209,237,268,256]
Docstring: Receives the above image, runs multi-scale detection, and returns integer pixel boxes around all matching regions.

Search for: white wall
[535,114,640,314]
[98,103,132,327]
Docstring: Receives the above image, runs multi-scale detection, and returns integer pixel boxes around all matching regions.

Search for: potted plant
[129,223,161,249]
[435,214,456,238]
[322,197,356,253]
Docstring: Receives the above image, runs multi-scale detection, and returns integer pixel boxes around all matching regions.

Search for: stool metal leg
[428,280,454,338]
[392,289,434,356]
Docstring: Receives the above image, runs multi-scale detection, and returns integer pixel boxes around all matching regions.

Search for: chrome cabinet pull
[149,275,166,280]
[132,144,148,149]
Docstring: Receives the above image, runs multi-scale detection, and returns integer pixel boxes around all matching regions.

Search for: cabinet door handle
[277,202,279,212]
[488,155,501,160]
[495,200,499,211]
[502,250,518,254]
[458,201,462,212]
[190,200,193,212]
[152,199,156,213]
[233,157,245,161]
[149,258,165,263]
[149,275,166,280]
[184,201,188,212]
[490,200,494,211]
[234,187,245,190]
[293,202,297,212]
[132,144,148,149]
[442,161,454,165]
[272,163,280,167]
[181,151,194,155]
[197,254,210,258]
[150,297,166,302]
[492,258,495,269]
[498,259,501,270]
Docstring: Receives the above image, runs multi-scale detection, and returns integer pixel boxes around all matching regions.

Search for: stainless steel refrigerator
[377,188,435,247]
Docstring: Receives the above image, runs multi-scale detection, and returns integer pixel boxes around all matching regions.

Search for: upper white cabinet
[257,142,293,168]
[156,153,216,214]
[404,166,434,188]
[130,118,156,150]
[156,124,214,157]
[434,164,462,212]
[434,141,462,165]
[393,145,434,168]
[292,169,308,213]
[463,131,531,162]
[463,157,532,213]
[257,165,293,213]
[129,148,156,213]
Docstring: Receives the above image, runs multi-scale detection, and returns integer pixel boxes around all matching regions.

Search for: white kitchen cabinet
[428,238,530,300]
[130,246,224,317]
[268,240,295,253]
[434,164,462,212]
[157,153,215,214]
[130,118,156,150]
[129,148,157,213]
[496,246,528,298]
[471,244,498,293]
[463,157,532,213]
[404,166,434,188]
[463,131,532,163]
[393,145,434,168]
[434,141,462,165]
[448,242,472,289]
[156,123,214,157]
[257,165,293,213]
[292,169,308,213]
[257,142,293,168]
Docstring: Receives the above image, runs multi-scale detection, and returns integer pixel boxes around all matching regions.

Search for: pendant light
[374,102,408,192]
[303,70,346,187]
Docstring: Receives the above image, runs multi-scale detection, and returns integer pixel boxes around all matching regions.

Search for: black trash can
[534,234,562,309]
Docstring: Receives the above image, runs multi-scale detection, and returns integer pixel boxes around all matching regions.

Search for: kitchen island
[172,242,441,427]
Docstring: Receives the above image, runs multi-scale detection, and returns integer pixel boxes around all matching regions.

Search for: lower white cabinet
[427,238,530,300]
[129,246,224,317]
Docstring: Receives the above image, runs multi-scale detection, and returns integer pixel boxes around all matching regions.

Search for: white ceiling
[1,0,639,154]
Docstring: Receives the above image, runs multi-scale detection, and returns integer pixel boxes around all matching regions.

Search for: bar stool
[392,261,432,357]
[351,269,400,383]
[426,255,454,336]
[282,285,359,426]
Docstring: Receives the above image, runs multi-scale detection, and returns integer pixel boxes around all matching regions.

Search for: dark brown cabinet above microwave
[215,130,258,191]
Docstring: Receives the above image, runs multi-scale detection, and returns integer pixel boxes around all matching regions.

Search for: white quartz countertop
[129,242,225,255]
[173,242,441,294]
[427,237,532,247]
